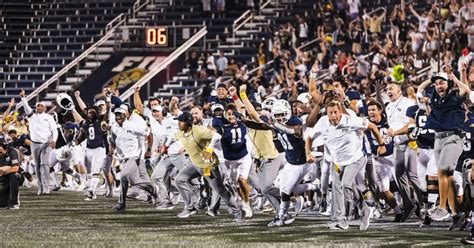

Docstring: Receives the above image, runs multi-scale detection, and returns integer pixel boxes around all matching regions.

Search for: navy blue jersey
[406,105,435,149]
[81,120,105,149]
[272,130,286,153]
[365,117,393,156]
[9,134,31,156]
[426,87,466,131]
[213,117,248,160]
[276,116,306,165]
[457,111,474,171]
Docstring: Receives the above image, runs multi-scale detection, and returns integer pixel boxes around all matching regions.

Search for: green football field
[1,187,469,247]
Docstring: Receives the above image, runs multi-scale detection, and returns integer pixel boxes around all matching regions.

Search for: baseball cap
[217,83,227,89]
[431,72,449,83]
[120,104,130,113]
[176,112,193,124]
[114,107,127,114]
[211,104,224,112]
[94,100,106,107]
[152,105,163,112]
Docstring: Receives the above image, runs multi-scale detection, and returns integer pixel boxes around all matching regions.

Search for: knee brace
[426,175,439,194]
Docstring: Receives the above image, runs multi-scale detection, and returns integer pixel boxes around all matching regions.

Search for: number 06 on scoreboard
[145,27,168,47]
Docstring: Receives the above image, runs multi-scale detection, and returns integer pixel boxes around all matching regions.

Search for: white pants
[85,147,106,174]
[279,162,311,195]
[224,153,252,185]
[373,155,394,192]
[417,148,438,192]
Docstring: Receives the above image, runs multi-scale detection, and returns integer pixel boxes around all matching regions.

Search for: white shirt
[162,117,183,155]
[21,98,58,143]
[348,0,360,14]
[129,112,150,159]
[385,96,415,131]
[311,114,368,166]
[111,119,148,160]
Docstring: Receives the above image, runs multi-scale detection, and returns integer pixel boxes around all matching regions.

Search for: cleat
[112,203,126,212]
[393,213,403,222]
[155,202,175,211]
[177,208,198,218]
[84,191,97,201]
[449,213,465,231]
[360,206,376,231]
[268,216,283,227]
[401,204,418,222]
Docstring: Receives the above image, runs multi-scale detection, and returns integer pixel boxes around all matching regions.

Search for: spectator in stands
[216,51,228,77]
[0,142,21,209]
[217,0,225,18]
[348,0,361,20]
[365,9,386,35]
[295,15,309,46]
[188,51,199,78]
[202,0,211,16]
[206,52,217,77]
[226,58,238,76]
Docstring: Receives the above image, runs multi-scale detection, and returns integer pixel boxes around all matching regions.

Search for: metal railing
[120,27,208,100]
[17,0,150,109]
[133,0,149,18]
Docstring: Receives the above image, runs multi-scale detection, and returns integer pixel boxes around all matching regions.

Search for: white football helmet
[55,145,72,162]
[271,99,292,123]
[262,97,277,111]
[297,92,312,105]
[56,93,75,111]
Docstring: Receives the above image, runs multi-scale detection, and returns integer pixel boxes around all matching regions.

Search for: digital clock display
[145,27,168,47]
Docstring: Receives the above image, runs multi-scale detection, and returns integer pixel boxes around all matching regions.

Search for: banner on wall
[76,51,172,103]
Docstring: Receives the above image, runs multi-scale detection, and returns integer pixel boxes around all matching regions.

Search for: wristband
[309,71,317,79]
[205,147,214,154]
[240,92,248,100]
[232,95,239,101]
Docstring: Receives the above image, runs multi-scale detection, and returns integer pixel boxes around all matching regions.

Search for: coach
[417,71,470,221]
[19,89,58,196]
[0,143,21,209]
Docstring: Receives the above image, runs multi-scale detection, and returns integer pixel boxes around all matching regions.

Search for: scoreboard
[145,27,168,47]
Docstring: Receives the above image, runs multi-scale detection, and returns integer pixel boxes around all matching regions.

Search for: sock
[278,201,290,218]
[81,173,87,185]
[86,174,93,189]
[50,171,60,188]
[90,176,100,194]
[428,194,438,204]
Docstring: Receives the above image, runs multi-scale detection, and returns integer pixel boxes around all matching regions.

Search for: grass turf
[0,187,468,247]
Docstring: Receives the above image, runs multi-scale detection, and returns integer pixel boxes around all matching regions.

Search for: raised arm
[450,72,470,97]
[73,91,87,111]
[228,86,246,115]
[169,97,180,117]
[409,4,422,20]
[19,89,33,115]
[133,87,145,114]
[239,84,260,121]
[2,98,15,121]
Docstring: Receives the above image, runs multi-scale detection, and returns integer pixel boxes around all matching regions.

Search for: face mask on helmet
[262,97,277,111]
[56,93,75,111]
[271,100,292,123]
